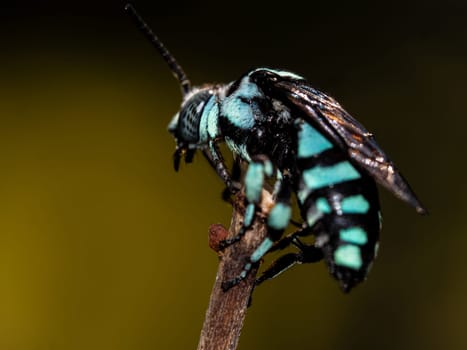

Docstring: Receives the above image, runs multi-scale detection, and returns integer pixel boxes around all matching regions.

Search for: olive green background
[0,1,465,349]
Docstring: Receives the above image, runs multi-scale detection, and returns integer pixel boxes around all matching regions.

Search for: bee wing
[251,69,427,214]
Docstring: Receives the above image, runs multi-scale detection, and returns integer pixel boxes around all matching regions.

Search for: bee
[125,4,426,292]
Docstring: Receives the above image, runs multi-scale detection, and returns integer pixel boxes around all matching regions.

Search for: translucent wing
[251,69,427,214]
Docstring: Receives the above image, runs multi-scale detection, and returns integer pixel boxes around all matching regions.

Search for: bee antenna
[124,3,191,96]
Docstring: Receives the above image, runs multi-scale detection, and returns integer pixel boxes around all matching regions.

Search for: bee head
[168,88,215,171]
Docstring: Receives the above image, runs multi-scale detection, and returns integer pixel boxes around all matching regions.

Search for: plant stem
[197,192,272,350]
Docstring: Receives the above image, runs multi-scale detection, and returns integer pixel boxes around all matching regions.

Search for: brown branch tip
[197,191,273,350]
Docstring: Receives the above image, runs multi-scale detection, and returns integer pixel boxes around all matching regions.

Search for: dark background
[0,1,466,349]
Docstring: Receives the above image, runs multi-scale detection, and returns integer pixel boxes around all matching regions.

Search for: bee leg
[267,225,312,253]
[221,158,242,203]
[255,240,323,287]
[270,170,301,230]
[203,141,239,193]
[221,172,293,291]
[218,156,273,251]
[255,252,302,286]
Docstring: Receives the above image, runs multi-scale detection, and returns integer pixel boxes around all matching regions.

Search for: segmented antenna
[125,3,191,96]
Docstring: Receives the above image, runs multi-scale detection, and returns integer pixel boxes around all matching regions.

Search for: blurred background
[0,0,465,349]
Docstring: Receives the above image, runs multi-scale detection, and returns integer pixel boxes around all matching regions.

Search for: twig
[197,191,273,350]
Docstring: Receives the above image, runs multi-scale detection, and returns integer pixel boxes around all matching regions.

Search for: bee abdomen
[295,119,381,291]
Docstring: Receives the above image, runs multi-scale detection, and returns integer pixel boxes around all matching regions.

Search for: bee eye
[177,90,212,143]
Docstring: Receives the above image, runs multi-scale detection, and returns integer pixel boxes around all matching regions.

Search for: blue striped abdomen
[295,120,381,292]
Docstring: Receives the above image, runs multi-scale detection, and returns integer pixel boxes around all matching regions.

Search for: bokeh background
[0,1,466,349]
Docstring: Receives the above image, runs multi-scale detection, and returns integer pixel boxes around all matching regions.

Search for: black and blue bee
[126,5,426,292]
